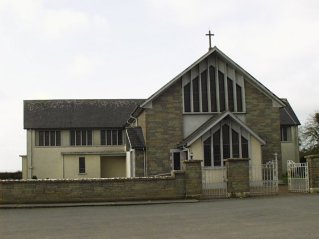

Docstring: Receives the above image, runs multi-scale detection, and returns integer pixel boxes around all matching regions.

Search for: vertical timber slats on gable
[245,81,282,177]
[144,80,183,175]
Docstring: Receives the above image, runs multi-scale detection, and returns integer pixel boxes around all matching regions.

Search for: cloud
[0,0,109,40]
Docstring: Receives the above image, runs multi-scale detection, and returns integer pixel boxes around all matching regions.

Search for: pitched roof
[126,127,146,149]
[24,99,145,129]
[140,46,285,109]
[280,99,301,126]
[178,111,266,148]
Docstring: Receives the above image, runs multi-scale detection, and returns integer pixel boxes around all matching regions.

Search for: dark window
[192,77,200,112]
[71,130,93,146]
[173,152,181,170]
[76,130,81,146]
[38,130,61,146]
[236,84,243,112]
[106,130,112,145]
[201,70,208,112]
[79,157,85,174]
[232,130,240,158]
[39,131,44,146]
[112,130,118,145]
[118,130,123,145]
[44,131,50,146]
[218,71,225,111]
[184,83,191,112]
[81,130,87,146]
[222,125,230,159]
[242,136,249,158]
[56,131,61,146]
[204,137,211,167]
[209,66,217,112]
[87,130,92,145]
[213,130,221,166]
[70,130,75,146]
[227,78,234,111]
[281,126,291,141]
[101,130,106,145]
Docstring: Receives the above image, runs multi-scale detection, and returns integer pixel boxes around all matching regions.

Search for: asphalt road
[1,194,318,239]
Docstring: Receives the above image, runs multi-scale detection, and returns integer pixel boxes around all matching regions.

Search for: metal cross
[206,30,214,50]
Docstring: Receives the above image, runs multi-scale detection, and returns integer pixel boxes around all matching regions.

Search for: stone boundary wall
[306,154,319,193]
[0,160,201,204]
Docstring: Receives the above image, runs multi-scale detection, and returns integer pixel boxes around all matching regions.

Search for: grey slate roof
[24,99,145,129]
[126,127,146,149]
[280,99,301,126]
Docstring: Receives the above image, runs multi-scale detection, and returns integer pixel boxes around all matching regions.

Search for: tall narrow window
[70,130,75,146]
[236,84,243,112]
[213,130,221,166]
[232,130,240,158]
[39,131,44,146]
[101,130,106,145]
[106,130,112,145]
[204,137,211,167]
[241,136,249,158]
[222,124,230,159]
[218,71,225,111]
[173,152,181,170]
[44,131,50,146]
[201,70,208,112]
[192,77,200,112]
[118,130,123,145]
[209,66,217,112]
[81,130,87,146]
[79,157,85,174]
[112,130,118,145]
[87,130,92,145]
[281,126,291,141]
[76,130,81,146]
[227,78,234,112]
[56,131,61,146]
[184,83,191,112]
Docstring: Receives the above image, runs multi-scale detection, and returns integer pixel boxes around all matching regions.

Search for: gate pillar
[305,154,319,193]
[225,158,250,197]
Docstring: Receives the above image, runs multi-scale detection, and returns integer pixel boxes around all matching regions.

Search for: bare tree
[301,112,319,153]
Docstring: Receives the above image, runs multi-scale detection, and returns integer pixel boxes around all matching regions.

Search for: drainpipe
[143,148,147,176]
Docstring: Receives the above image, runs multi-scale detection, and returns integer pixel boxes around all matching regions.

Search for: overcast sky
[0,0,318,171]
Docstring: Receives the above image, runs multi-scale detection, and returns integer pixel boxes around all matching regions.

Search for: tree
[300,112,319,155]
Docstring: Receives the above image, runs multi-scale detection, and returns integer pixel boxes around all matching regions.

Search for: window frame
[70,129,93,146]
[36,130,61,147]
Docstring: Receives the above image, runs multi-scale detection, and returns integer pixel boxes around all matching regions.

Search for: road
[1,194,318,239]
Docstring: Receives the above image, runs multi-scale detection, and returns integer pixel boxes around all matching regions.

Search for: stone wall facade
[306,155,319,193]
[143,81,183,176]
[0,160,202,204]
[245,81,282,177]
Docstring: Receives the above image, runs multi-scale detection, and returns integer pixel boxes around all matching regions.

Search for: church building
[21,45,300,180]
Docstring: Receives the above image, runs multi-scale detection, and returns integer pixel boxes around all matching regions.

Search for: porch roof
[178,111,266,148]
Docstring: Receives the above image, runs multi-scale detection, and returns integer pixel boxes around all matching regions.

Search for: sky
[0,0,318,172]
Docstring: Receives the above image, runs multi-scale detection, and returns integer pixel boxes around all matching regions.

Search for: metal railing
[287,160,309,193]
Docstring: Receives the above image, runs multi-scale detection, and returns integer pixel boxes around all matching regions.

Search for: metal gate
[250,160,279,196]
[202,167,227,198]
[287,160,309,193]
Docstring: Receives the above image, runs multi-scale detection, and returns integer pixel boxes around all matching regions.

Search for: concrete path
[1,194,318,239]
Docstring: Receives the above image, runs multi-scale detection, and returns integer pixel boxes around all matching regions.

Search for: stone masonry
[225,158,250,197]
[0,160,202,204]
[142,80,183,176]
[245,81,282,178]
[306,154,319,193]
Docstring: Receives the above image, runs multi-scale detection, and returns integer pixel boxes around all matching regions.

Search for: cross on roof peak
[205,30,214,50]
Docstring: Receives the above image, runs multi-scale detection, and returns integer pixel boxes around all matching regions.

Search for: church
[21,44,300,181]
